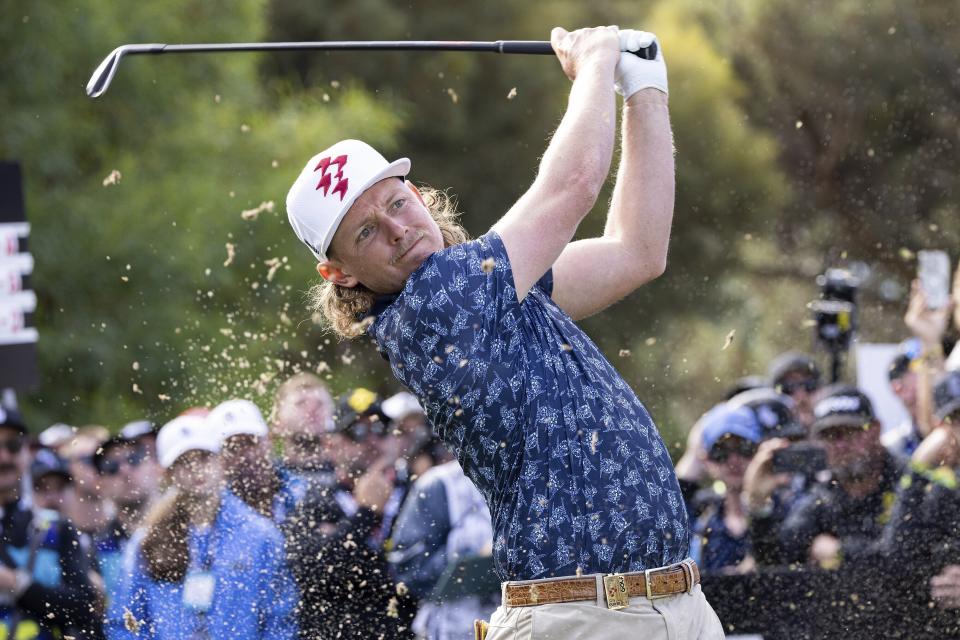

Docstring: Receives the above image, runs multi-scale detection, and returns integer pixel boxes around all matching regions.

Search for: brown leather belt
[503,559,700,610]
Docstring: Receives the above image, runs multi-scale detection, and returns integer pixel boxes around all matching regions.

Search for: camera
[810,268,858,354]
[772,442,828,476]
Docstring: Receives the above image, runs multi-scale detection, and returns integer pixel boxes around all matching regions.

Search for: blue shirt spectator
[106,491,298,640]
[369,231,688,580]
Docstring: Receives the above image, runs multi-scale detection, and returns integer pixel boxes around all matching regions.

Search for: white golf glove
[614,30,667,98]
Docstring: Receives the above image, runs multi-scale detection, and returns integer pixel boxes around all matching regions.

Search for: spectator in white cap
[381,391,431,471]
[208,399,278,518]
[107,413,298,640]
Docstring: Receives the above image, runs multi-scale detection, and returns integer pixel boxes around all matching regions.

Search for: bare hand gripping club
[85,40,658,98]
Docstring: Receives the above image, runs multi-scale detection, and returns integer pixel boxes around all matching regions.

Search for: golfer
[287,26,723,639]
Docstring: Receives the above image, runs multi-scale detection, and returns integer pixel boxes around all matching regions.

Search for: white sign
[854,343,911,434]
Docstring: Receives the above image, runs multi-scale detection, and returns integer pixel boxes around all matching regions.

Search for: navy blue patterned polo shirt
[368,231,688,580]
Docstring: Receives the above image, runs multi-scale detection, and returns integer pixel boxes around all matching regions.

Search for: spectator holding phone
[870,370,960,635]
[779,386,901,568]
[731,389,809,566]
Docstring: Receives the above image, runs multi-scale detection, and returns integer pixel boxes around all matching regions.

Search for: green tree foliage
[1,0,402,428]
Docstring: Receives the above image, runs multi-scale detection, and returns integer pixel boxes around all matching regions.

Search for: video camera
[809,268,859,381]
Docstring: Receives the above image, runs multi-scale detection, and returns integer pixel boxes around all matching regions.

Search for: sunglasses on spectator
[286,433,325,451]
[707,437,757,463]
[817,425,868,442]
[0,437,24,455]
[779,378,819,395]
[340,419,387,443]
[98,449,147,475]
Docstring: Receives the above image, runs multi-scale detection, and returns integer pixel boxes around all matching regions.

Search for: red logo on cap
[314,154,349,201]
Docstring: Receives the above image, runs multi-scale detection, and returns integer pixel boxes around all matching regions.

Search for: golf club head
[86,44,166,98]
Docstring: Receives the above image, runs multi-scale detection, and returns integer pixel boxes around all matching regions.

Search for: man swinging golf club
[287,26,723,639]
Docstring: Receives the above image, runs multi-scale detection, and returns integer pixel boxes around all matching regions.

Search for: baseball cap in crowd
[728,388,806,440]
[334,388,389,440]
[31,448,71,484]
[888,338,922,382]
[38,423,73,447]
[287,140,411,262]
[208,399,269,442]
[120,419,158,441]
[0,407,27,435]
[810,386,877,436]
[723,376,769,401]
[700,405,761,461]
[381,392,424,423]
[768,351,821,393]
[934,371,960,421]
[156,414,221,469]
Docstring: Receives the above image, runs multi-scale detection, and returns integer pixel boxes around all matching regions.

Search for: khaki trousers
[484,583,725,640]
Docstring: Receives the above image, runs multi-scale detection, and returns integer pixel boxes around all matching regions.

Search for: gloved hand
[614,30,668,98]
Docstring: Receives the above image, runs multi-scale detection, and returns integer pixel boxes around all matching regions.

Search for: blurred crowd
[0,374,495,640]
[675,280,960,633]
[0,280,958,639]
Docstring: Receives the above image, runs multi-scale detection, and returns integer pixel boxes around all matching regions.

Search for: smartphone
[918,250,951,310]
[772,443,828,476]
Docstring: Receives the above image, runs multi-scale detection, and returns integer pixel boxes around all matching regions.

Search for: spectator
[208,399,278,518]
[883,338,929,462]
[779,386,901,568]
[735,389,813,567]
[903,278,955,440]
[94,432,157,602]
[872,370,960,635]
[767,351,822,428]
[407,436,455,480]
[723,376,768,401]
[687,405,761,573]
[58,426,112,543]
[381,392,432,478]
[30,449,72,514]
[117,421,163,495]
[280,389,412,639]
[106,414,298,640]
[270,373,338,524]
[389,460,497,640]
[0,407,100,639]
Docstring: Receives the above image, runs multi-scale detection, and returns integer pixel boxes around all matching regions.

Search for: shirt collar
[359,293,399,325]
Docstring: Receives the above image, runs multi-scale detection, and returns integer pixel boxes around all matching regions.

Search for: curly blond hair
[308,186,469,339]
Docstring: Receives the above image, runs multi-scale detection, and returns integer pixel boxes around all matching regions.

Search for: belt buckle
[644,568,670,600]
[603,574,630,610]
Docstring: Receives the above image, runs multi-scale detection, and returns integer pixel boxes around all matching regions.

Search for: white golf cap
[286,139,411,262]
[381,392,424,421]
[156,414,221,469]
[208,399,269,442]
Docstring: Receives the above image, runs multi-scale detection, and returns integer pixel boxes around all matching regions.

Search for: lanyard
[190,507,223,573]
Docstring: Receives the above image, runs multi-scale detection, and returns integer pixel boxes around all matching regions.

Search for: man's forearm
[537,59,617,209]
[604,90,675,279]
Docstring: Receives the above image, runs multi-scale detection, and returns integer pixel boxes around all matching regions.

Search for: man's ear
[405,180,426,207]
[317,262,360,288]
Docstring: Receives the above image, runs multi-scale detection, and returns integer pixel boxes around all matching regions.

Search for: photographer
[731,390,807,566]
[778,387,901,568]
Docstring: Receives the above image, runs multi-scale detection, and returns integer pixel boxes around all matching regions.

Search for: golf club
[86,39,657,98]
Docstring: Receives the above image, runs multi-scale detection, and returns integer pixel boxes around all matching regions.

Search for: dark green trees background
[2,0,957,452]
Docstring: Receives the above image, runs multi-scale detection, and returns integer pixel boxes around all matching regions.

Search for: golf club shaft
[86,39,657,98]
